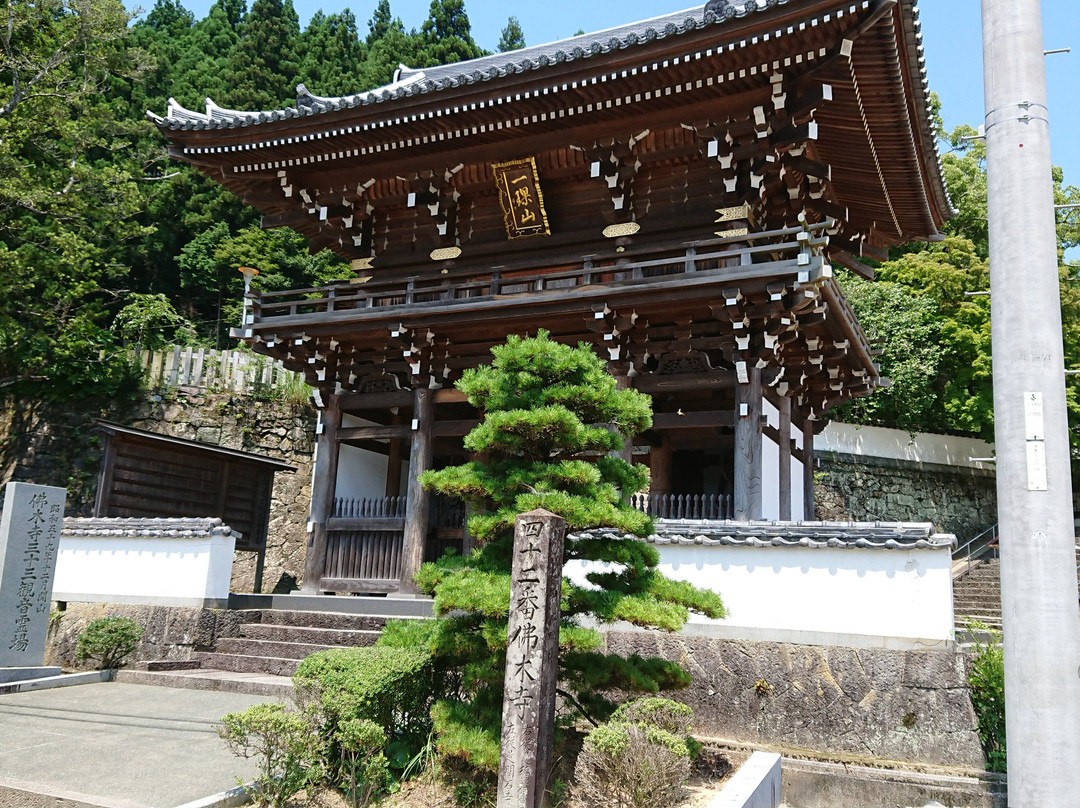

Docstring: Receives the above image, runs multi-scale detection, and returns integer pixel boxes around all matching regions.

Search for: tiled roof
[149,1,794,130]
[570,520,956,550]
[62,517,240,539]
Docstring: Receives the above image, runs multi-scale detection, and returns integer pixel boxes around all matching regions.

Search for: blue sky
[169,0,1080,192]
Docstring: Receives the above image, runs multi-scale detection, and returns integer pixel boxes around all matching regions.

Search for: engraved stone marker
[0,483,66,668]
[497,509,566,808]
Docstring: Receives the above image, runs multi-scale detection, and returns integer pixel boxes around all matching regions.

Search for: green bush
[337,717,390,808]
[218,702,323,808]
[966,622,1006,772]
[74,617,143,669]
[572,697,696,808]
[293,646,439,783]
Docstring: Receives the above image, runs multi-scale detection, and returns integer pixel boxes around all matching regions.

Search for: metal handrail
[952,523,998,580]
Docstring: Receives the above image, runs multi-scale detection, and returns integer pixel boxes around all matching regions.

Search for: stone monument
[497,509,566,808]
[0,482,66,683]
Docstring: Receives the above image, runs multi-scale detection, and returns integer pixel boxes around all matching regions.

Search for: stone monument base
[0,666,62,685]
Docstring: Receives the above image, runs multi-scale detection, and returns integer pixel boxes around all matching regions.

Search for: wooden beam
[338,391,413,410]
[651,410,737,429]
[303,394,341,593]
[385,413,404,497]
[634,372,737,392]
[399,387,433,594]
[338,424,411,441]
[734,367,762,520]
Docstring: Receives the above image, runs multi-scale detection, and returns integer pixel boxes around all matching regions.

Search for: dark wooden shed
[91,420,296,591]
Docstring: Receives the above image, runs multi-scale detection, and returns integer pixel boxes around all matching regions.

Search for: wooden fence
[133,346,303,395]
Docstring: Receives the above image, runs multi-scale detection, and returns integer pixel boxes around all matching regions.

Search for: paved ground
[0,681,277,808]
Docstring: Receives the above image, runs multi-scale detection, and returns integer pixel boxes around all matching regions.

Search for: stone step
[954,591,1002,604]
[238,623,382,647]
[256,610,397,632]
[192,651,301,678]
[213,637,348,660]
[116,667,293,699]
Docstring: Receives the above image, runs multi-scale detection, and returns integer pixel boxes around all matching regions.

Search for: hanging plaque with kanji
[493,157,551,240]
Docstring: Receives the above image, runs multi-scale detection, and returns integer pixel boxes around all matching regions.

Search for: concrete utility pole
[981,1,1080,803]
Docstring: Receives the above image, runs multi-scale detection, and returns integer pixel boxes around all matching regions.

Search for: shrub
[573,723,690,808]
[966,622,1006,772]
[293,646,439,782]
[337,718,390,808]
[74,617,143,669]
[218,702,323,808]
[573,697,696,808]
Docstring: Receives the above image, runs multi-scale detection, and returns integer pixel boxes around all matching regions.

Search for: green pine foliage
[414,332,724,775]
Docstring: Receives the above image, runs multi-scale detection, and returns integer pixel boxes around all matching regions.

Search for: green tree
[496,16,524,52]
[417,0,485,67]
[222,0,301,110]
[299,10,367,96]
[413,332,725,776]
[0,0,151,396]
[366,0,392,46]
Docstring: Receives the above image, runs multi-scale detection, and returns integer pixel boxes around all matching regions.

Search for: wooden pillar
[778,396,792,521]
[802,418,816,520]
[650,435,673,496]
[609,374,634,465]
[399,387,434,594]
[734,367,762,520]
[302,393,341,593]
[385,412,404,497]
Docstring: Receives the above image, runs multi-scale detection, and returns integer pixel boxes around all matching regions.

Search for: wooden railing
[632,493,734,521]
[251,217,832,323]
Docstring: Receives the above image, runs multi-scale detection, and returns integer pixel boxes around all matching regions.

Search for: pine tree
[417,0,486,66]
[413,332,725,775]
[298,10,366,96]
[366,0,393,46]
[497,16,525,53]
[222,0,301,110]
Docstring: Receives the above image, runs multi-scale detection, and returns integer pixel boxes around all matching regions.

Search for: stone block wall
[607,631,986,770]
[0,389,316,594]
[815,453,997,544]
[44,601,243,669]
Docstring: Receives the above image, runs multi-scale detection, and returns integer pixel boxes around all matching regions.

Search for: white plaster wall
[54,533,236,605]
[761,399,803,519]
[791,419,805,519]
[566,542,954,644]
[762,399,779,521]
[818,422,994,469]
[336,414,397,500]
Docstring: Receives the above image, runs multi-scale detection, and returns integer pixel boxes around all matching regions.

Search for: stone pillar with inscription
[0,483,66,682]
[497,510,566,808]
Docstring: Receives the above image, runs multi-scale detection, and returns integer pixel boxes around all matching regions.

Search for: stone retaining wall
[606,631,986,769]
[816,452,997,543]
[0,390,315,594]
[44,601,242,669]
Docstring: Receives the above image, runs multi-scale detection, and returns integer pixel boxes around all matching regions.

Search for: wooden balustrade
[632,493,734,521]
[252,218,832,323]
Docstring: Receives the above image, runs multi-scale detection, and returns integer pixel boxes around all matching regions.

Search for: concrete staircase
[953,546,1080,640]
[118,594,435,696]
[953,557,1003,635]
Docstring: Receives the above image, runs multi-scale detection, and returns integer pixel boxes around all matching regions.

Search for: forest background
[2,0,1079,452]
